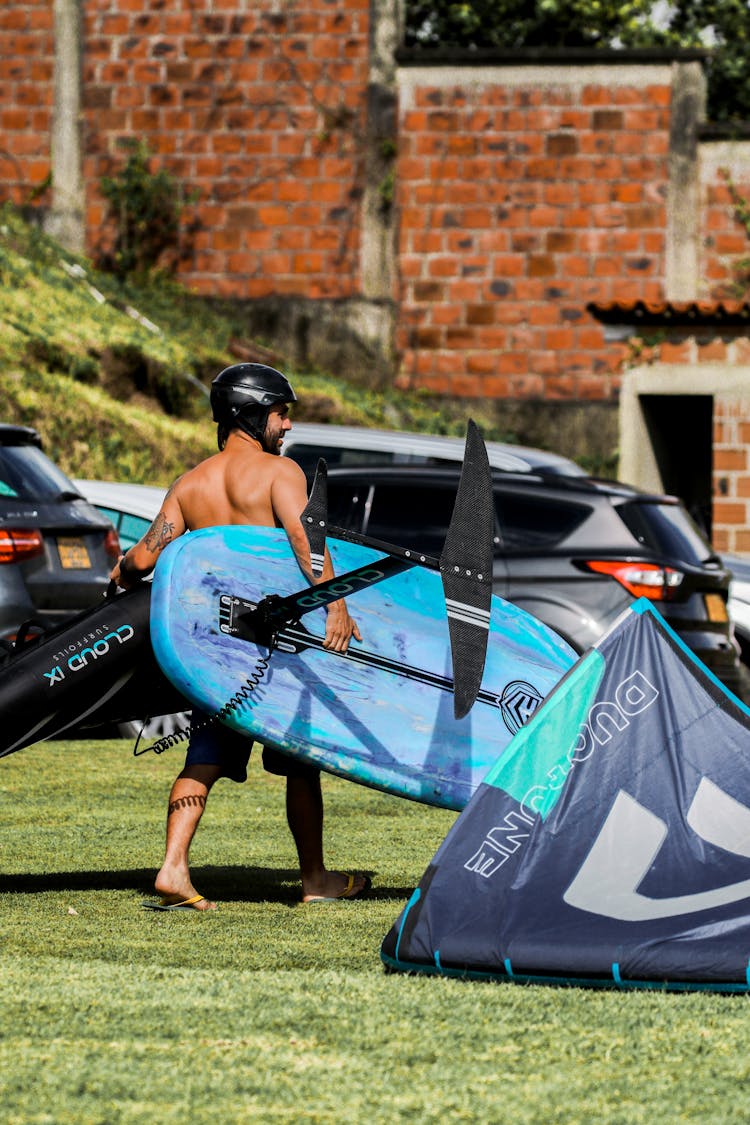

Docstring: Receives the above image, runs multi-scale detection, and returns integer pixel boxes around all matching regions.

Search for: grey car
[322,464,742,697]
[0,425,121,643]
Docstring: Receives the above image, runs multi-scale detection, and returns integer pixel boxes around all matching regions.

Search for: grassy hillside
[0,205,509,485]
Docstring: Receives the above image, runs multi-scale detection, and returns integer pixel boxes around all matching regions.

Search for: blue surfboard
[150,526,576,810]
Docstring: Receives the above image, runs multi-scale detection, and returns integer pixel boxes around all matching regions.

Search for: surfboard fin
[301,458,328,578]
[440,420,494,719]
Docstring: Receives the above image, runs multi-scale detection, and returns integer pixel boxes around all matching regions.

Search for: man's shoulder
[270,454,305,480]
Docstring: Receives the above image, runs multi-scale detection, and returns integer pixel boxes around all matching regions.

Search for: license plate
[705,593,728,623]
[58,537,91,569]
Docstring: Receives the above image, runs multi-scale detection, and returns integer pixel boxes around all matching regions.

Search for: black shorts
[185,707,319,782]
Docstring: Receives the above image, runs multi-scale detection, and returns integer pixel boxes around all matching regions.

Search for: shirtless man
[110,363,366,910]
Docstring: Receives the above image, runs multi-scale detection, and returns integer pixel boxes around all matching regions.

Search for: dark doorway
[640,394,713,539]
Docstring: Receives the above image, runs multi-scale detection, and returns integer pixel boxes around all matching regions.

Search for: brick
[466,304,495,326]
[528,305,559,326]
[445,327,476,348]
[113,84,145,108]
[715,233,748,254]
[427,257,458,278]
[593,109,623,131]
[543,182,579,206]
[528,206,560,228]
[714,501,748,525]
[545,328,575,350]
[512,233,542,253]
[527,350,560,375]
[562,208,594,229]
[528,255,556,278]
[546,231,576,253]
[560,255,590,277]
[659,341,692,364]
[697,339,728,362]
[494,351,527,375]
[714,449,747,471]
[543,374,577,397]
[582,86,611,107]
[465,351,497,375]
[1,109,31,129]
[526,157,563,180]
[431,305,462,326]
[309,181,349,203]
[293,252,326,274]
[546,133,577,157]
[574,374,611,400]
[510,373,545,396]
[275,227,317,251]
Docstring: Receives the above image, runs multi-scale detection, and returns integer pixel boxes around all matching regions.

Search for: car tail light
[0,528,45,564]
[103,527,122,561]
[583,560,684,601]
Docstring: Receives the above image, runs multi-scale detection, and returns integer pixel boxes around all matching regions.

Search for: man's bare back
[174,442,290,529]
[113,408,360,652]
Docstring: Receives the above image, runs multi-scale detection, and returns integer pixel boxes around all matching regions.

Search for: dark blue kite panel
[382,602,750,991]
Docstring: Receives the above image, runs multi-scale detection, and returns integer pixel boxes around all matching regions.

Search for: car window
[119,513,153,549]
[328,481,459,551]
[328,483,371,532]
[495,491,590,550]
[94,505,122,526]
[616,501,715,564]
[364,483,458,553]
[93,506,153,551]
[0,444,79,502]
[289,446,394,479]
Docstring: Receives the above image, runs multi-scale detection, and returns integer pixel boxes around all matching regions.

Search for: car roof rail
[0,424,43,448]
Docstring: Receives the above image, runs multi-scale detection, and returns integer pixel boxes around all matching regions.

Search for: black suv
[0,424,121,641]
[323,464,742,695]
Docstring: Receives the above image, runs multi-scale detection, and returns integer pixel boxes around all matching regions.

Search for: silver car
[72,478,188,741]
[281,421,585,478]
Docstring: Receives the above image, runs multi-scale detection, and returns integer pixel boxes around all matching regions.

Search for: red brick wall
[6,15,750,413]
[713,400,750,555]
[700,145,750,300]
[0,1,54,206]
[394,67,671,398]
[81,0,371,300]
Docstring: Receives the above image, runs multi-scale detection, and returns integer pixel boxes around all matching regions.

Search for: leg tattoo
[167,793,207,816]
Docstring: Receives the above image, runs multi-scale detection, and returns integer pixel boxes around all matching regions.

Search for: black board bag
[0,584,189,758]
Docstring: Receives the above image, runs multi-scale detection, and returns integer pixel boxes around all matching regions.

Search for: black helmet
[210,363,297,448]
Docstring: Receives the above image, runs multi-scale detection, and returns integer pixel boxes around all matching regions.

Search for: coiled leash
[133,641,275,757]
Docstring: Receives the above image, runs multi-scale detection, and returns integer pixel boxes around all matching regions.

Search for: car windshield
[616,500,716,565]
[0,444,81,502]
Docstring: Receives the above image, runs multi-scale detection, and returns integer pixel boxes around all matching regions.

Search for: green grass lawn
[1,740,749,1124]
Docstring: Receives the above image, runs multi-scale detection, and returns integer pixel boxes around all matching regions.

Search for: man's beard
[261,430,281,455]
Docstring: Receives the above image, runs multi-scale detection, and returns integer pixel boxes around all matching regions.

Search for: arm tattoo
[145,512,175,554]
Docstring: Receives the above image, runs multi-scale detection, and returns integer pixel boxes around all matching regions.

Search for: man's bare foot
[301,870,371,903]
[154,866,217,910]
